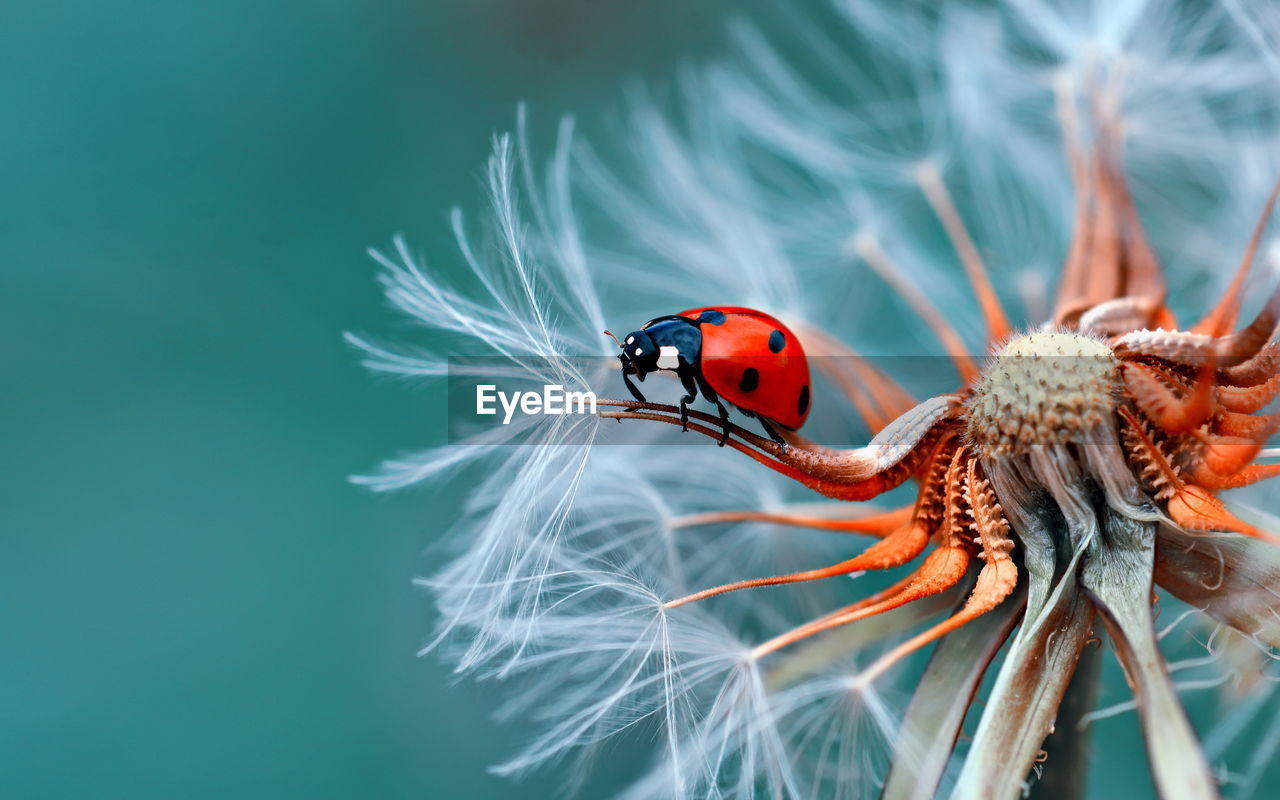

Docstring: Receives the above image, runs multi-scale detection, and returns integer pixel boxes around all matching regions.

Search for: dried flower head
[352,1,1280,797]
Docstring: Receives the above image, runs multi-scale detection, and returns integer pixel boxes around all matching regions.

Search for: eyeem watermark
[450,355,1110,446]
[475,384,598,425]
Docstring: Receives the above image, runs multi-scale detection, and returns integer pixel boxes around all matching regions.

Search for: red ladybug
[608,306,810,445]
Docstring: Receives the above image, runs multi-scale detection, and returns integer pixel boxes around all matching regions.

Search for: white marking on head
[625,336,635,344]
[633,347,643,356]
[657,345,681,370]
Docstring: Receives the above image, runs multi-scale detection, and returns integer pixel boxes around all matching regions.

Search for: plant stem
[1029,627,1102,800]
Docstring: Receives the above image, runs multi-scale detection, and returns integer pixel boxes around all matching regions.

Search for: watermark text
[475,384,598,425]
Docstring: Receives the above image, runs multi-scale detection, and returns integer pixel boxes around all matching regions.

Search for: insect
[606,306,811,445]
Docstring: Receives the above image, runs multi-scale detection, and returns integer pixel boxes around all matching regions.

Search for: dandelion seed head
[968,332,1120,456]
[352,0,1280,795]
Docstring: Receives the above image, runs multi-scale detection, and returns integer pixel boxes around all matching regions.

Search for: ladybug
[607,306,811,446]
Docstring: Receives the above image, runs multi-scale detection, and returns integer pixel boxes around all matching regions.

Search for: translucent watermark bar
[442,354,1272,447]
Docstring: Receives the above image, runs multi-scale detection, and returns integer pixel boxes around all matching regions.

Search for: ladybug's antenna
[603,330,622,347]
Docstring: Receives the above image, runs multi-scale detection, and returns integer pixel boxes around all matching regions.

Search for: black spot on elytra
[698,309,727,325]
[797,384,810,416]
[739,367,760,392]
[768,329,785,353]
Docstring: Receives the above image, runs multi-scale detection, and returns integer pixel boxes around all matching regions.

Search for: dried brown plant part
[1117,407,1273,541]
[1120,408,1181,501]
[1218,340,1280,387]
[667,504,914,536]
[1185,462,1280,491]
[597,399,918,501]
[848,460,1019,689]
[742,451,977,659]
[1216,373,1280,413]
[911,431,961,524]
[1081,510,1219,800]
[1031,629,1104,800]
[1214,282,1280,361]
[1154,526,1280,649]
[1121,361,1216,434]
[1051,71,1169,330]
[1113,329,1221,365]
[1079,295,1167,336]
[1188,431,1264,479]
[602,395,967,505]
[661,519,931,609]
[915,160,1013,345]
[951,544,1095,800]
[851,232,980,384]
[769,393,965,484]
[597,397,776,448]
[748,543,974,660]
[880,585,1025,800]
[1211,410,1280,439]
[763,579,969,693]
[1191,177,1280,336]
[1172,486,1274,541]
[1114,283,1280,369]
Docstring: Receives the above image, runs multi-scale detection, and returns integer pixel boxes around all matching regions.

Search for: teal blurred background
[0,1,766,796]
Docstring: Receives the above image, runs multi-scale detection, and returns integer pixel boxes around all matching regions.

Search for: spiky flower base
[968,332,1120,457]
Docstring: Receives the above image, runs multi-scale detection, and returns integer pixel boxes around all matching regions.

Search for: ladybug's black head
[616,329,660,380]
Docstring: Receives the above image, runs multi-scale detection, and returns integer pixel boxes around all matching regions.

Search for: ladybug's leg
[713,399,732,446]
[756,416,787,448]
[621,370,648,416]
[676,367,701,432]
[693,372,732,446]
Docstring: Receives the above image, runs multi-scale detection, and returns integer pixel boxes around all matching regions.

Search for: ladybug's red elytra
[607,306,811,445]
